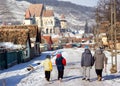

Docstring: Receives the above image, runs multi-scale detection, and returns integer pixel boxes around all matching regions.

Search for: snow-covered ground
[0,48,120,86]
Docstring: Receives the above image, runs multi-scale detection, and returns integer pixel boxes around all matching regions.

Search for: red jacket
[62,58,66,66]
[55,54,66,66]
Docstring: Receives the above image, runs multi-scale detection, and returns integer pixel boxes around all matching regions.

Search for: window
[50,29,52,33]
[46,29,48,34]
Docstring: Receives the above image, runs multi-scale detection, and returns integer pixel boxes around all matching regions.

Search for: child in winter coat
[81,48,94,81]
[55,53,66,82]
[41,55,53,82]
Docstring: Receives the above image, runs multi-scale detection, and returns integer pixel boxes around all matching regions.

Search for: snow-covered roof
[0,42,24,49]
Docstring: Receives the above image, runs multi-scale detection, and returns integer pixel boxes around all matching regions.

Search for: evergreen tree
[84,20,89,33]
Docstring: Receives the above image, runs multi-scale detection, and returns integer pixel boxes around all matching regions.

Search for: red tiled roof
[42,35,53,44]
[26,4,44,17]
[43,10,54,17]
[25,9,31,19]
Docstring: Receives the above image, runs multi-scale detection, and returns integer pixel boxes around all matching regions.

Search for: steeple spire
[84,20,89,33]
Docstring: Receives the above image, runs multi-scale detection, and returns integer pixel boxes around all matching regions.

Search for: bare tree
[96,0,120,22]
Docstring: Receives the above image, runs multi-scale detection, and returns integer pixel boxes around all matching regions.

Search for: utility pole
[110,0,117,73]
[114,0,117,70]
[95,7,100,48]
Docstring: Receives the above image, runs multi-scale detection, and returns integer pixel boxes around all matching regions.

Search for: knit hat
[56,53,62,58]
[46,55,51,59]
[85,45,89,49]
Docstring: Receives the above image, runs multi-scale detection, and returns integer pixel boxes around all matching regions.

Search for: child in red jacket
[55,53,66,82]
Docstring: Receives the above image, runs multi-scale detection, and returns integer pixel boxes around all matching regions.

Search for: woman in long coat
[94,48,107,81]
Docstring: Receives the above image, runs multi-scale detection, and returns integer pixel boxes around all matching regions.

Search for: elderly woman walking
[94,48,107,81]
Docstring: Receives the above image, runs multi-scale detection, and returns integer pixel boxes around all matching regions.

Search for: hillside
[0,0,96,29]
[0,0,30,24]
[0,0,17,24]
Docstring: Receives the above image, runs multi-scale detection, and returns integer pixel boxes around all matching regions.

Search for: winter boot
[59,78,62,82]
[97,75,102,81]
[86,79,90,81]
[82,78,86,80]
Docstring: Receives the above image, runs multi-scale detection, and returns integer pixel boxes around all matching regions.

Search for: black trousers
[95,69,103,77]
[58,70,64,80]
[45,71,51,81]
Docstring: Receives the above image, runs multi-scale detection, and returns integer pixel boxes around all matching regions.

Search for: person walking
[93,48,107,81]
[55,53,66,82]
[81,48,94,81]
[41,55,53,82]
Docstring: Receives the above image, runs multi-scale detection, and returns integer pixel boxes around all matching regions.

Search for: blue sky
[59,0,99,7]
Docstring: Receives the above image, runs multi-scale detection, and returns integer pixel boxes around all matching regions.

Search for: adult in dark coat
[94,48,107,81]
[55,53,66,81]
[81,48,94,81]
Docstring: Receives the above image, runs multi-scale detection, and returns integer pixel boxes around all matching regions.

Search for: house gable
[26,4,44,17]
[25,9,31,19]
[42,10,54,17]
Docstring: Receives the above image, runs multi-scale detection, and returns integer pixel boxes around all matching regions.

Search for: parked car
[72,43,82,48]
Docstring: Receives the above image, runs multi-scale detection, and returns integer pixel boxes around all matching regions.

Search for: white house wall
[35,17,42,28]
[42,16,55,33]
[61,21,67,29]
[24,20,32,25]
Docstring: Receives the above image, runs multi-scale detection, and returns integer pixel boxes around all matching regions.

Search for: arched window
[51,20,53,25]
[50,29,52,33]
[46,28,48,34]
[36,20,39,24]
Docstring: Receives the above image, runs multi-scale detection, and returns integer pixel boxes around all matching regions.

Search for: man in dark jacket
[81,48,94,81]
[55,53,66,82]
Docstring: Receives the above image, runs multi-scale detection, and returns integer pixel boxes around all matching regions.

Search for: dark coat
[55,54,65,71]
[81,49,94,67]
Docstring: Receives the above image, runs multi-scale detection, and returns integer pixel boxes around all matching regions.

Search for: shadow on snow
[63,75,82,82]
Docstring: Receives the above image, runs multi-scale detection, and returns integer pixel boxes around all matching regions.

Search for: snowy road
[40,48,113,86]
[0,48,120,86]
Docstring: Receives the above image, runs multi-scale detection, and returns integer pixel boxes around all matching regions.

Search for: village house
[42,9,55,34]
[0,25,41,62]
[24,4,67,35]
[40,34,53,51]
[24,4,57,34]
[96,21,120,50]
[24,4,44,28]
[60,14,67,32]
